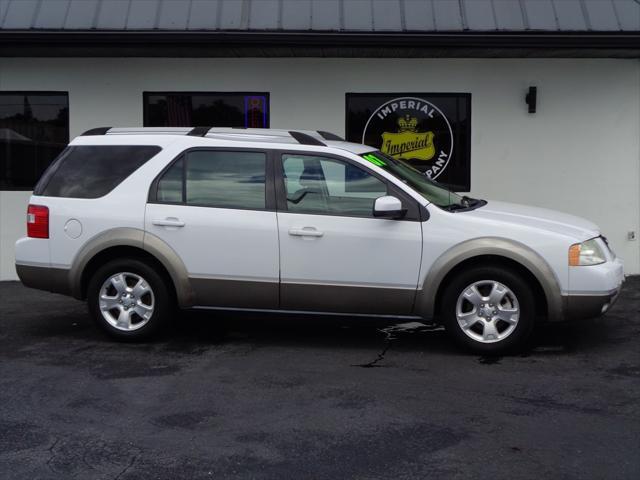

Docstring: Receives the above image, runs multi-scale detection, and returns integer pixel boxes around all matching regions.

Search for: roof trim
[1,30,640,58]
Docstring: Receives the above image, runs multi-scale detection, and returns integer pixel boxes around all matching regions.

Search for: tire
[87,258,172,340]
[440,266,536,355]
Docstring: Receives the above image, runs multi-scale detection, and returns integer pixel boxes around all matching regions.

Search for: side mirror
[373,195,406,219]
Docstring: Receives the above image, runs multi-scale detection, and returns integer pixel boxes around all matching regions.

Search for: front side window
[0,92,69,190]
[281,154,387,217]
[156,150,266,210]
[144,92,269,128]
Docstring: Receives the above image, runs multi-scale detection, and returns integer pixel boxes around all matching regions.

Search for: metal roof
[1,0,639,58]
[1,0,638,32]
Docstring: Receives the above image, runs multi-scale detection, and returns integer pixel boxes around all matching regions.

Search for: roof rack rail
[81,127,111,136]
[289,131,326,146]
[317,131,344,141]
[187,126,211,137]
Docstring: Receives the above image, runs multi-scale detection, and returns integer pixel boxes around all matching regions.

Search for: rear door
[145,148,279,308]
[275,152,423,315]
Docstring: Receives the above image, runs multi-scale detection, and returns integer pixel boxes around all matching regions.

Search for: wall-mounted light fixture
[526,86,537,114]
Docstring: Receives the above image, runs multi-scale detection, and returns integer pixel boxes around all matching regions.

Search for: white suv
[15,127,624,354]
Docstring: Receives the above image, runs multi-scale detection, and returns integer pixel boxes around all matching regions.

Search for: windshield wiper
[461,195,477,206]
[443,196,485,212]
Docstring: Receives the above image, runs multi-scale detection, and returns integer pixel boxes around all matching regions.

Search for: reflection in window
[0,92,69,190]
[186,151,266,209]
[282,154,387,217]
[156,151,266,209]
[144,93,269,128]
[157,157,184,203]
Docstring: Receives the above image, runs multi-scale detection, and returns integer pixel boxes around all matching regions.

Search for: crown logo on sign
[398,115,418,132]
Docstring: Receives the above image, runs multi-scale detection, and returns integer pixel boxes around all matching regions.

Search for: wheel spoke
[110,273,126,294]
[482,321,500,341]
[458,310,481,329]
[99,295,120,310]
[132,278,150,297]
[463,285,484,307]
[488,282,507,305]
[496,307,518,324]
[116,308,131,329]
[133,302,153,319]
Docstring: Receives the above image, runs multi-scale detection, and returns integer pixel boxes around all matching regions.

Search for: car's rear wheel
[87,259,171,340]
[440,266,535,354]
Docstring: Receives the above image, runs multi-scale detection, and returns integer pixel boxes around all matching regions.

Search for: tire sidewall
[87,259,171,340]
[440,266,535,355]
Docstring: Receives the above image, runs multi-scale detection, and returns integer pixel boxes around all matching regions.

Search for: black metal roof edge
[1,30,640,49]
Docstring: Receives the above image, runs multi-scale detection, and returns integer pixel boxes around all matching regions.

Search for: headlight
[568,238,606,266]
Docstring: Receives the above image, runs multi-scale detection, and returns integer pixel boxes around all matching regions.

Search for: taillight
[27,204,49,239]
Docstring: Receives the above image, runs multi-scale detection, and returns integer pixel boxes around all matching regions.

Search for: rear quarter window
[34,145,162,198]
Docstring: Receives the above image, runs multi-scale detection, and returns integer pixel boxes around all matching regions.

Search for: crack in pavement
[113,453,138,480]
[353,322,443,368]
[45,436,61,473]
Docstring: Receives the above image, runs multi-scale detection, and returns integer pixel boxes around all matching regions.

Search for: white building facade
[1,0,639,279]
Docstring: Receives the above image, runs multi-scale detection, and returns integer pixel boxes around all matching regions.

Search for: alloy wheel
[455,280,520,343]
[98,272,155,331]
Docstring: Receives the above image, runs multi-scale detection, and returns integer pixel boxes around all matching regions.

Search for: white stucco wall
[0,57,639,280]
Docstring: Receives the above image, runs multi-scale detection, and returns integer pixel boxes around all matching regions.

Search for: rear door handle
[289,227,324,237]
[152,217,185,228]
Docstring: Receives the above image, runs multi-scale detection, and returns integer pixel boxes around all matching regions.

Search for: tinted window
[157,157,184,203]
[144,93,269,128]
[36,145,161,198]
[0,92,69,190]
[282,154,387,217]
[156,150,267,210]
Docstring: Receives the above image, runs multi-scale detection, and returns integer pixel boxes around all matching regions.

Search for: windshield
[360,151,482,210]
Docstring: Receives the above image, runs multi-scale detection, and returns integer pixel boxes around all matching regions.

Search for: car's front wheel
[440,266,536,354]
[87,259,172,340]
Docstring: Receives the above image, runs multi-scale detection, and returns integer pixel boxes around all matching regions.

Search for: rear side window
[154,150,266,210]
[34,145,161,198]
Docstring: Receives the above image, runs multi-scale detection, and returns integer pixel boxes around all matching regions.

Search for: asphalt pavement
[0,278,639,479]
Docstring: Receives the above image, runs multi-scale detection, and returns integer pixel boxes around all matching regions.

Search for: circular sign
[362,97,454,179]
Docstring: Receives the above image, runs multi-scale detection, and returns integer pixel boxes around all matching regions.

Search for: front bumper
[563,257,624,321]
[564,287,622,321]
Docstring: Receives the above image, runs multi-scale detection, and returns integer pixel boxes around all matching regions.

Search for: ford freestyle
[15,128,625,354]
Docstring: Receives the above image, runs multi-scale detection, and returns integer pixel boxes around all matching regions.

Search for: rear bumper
[15,263,71,296]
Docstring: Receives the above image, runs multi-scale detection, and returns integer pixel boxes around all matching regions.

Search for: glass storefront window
[346,93,471,191]
[144,92,269,128]
[0,92,69,190]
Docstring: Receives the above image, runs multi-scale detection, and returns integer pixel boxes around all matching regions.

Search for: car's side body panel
[145,204,280,308]
[277,212,422,315]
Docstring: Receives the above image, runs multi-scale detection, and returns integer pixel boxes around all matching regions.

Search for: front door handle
[152,217,185,228]
[289,227,324,237]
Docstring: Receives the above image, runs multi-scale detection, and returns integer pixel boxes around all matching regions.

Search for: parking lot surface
[0,278,639,479]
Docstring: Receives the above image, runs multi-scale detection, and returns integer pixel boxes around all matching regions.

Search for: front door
[145,148,279,308]
[276,152,423,315]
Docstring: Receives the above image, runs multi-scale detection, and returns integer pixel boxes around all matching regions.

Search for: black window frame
[274,150,425,222]
[143,91,270,128]
[0,90,70,191]
[148,147,276,212]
